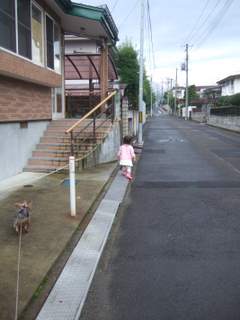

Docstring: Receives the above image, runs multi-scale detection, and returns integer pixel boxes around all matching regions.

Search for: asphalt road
[80,115,240,320]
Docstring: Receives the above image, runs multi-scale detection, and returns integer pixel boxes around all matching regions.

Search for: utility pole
[150,76,153,117]
[138,0,145,145]
[174,68,178,116]
[185,43,189,120]
[167,78,173,112]
[167,79,170,106]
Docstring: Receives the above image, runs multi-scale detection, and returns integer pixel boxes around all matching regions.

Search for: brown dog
[13,201,32,234]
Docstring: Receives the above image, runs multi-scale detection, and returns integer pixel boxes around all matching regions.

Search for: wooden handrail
[65,91,117,134]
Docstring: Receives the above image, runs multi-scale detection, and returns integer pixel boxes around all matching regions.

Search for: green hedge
[217,93,240,107]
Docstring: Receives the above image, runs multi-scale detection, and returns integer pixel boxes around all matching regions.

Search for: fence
[210,105,240,116]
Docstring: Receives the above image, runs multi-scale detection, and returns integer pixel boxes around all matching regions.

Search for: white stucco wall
[98,121,121,163]
[221,78,240,96]
[191,112,206,122]
[234,78,240,95]
[0,121,49,181]
[65,40,98,55]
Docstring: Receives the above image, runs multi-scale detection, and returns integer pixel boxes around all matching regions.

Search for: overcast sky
[75,0,240,88]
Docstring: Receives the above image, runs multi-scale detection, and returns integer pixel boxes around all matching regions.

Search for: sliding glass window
[32,3,43,65]
[0,0,16,52]
[17,0,31,59]
[46,15,54,69]
[54,24,61,73]
[0,0,62,73]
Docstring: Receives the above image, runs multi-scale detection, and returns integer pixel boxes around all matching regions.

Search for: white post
[174,68,178,115]
[185,43,189,120]
[138,0,145,145]
[69,156,76,217]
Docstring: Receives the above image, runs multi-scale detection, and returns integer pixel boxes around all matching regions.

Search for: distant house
[172,86,185,100]
[203,86,221,102]
[217,74,240,96]
[195,86,217,98]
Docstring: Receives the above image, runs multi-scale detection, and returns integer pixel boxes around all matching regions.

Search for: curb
[19,164,119,320]
[36,171,129,320]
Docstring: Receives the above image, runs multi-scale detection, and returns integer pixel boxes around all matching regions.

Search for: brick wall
[0,75,52,122]
[0,50,62,88]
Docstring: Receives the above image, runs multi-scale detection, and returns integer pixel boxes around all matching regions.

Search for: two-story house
[172,86,185,100]
[217,74,240,96]
[0,1,118,181]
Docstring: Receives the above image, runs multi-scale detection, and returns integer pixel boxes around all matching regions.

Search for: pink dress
[118,144,135,167]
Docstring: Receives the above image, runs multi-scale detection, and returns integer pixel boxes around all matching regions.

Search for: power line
[143,0,155,76]
[185,0,211,43]
[111,0,119,12]
[194,0,234,48]
[147,0,156,69]
[118,0,140,28]
[186,0,222,46]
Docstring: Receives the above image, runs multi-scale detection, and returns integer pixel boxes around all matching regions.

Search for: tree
[116,40,155,111]
[143,71,156,113]
[116,41,139,109]
[187,85,199,103]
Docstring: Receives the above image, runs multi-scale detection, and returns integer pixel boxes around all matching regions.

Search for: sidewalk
[0,163,118,320]
[36,171,129,320]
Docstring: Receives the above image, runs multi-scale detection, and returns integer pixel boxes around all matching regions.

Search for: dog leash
[14,224,22,320]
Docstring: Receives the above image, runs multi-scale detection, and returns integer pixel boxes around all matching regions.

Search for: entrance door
[52,87,64,119]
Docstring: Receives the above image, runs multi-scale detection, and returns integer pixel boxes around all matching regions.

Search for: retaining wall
[0,121,49,180]
[207,116,240,132]
[191,112,206,123]
[81,121,121,170]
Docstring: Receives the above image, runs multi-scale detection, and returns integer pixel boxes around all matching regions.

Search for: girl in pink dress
[117,136,136,180]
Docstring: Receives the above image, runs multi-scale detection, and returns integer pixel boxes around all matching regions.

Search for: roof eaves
[54,0,72,11]
[68,2,119,44]
[217,74,240,84]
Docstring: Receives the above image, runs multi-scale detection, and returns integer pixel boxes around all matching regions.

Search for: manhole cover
[61,179,80,187]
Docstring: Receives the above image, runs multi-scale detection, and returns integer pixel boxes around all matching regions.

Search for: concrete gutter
[36,171,128,320]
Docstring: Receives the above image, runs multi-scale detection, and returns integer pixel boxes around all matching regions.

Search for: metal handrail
[65,91,116,134]
[65,91,117,156]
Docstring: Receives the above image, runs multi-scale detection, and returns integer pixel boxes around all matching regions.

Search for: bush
[217,93,240,107]
[230,93,240,106]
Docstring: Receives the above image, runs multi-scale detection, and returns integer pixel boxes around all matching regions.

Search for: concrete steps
[24,119,112,173]
[35,143,93,151]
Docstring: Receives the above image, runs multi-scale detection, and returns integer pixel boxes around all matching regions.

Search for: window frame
[31,1,44,66]
[45,12,61,74]
[53,23,61,74]
[0,0,62,74]
[0,0,17,52]
[17,0,32,59]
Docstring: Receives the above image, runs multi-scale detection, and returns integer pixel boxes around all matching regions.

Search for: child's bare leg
[121,166,127,175]
[126,166,133,180]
